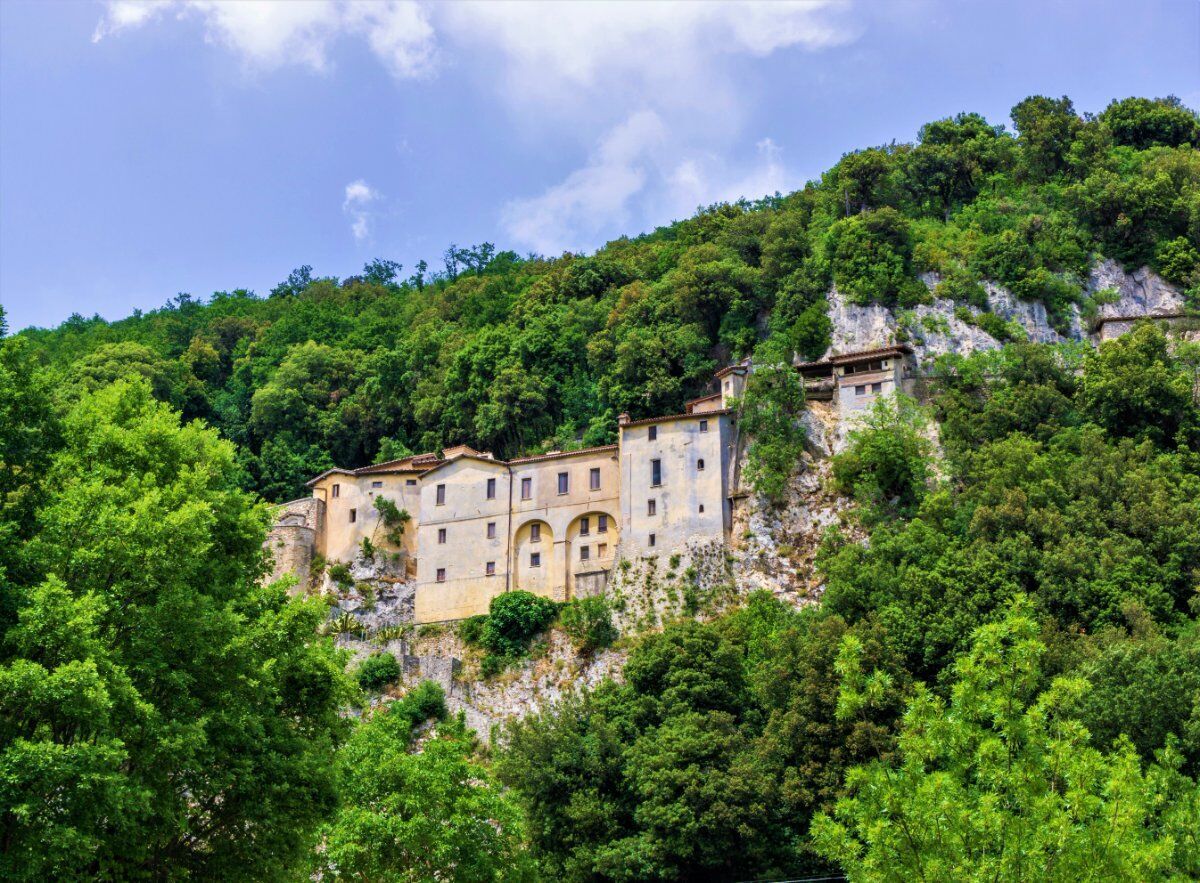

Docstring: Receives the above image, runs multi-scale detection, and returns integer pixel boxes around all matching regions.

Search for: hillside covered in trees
[3,94,1200,881]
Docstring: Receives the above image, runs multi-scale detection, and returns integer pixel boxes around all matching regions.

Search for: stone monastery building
[268,349,916,622]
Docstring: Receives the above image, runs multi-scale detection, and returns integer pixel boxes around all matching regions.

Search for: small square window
[871,382,882,393]
[436,567,446,583]
[598,542,608,557]
[648,425,657,441]
[647,499,656,516]
[530,552,541,568]
[855,385,866,396]
[699,419,708,433]
[349,508,357,523]
[438,528,447,544]
[697,458,705,471]
[649,533,656,547]
[487,522,496,539]
[521,477,532,500]
[436,483,446,505]
[486,561,496,576]
[598,514,608,533]
[580,545,590,561]
[580,516,590,536]
[331,484,340,498]
[530,523,541,542]
[406,479,417,486]
[589,467,601,491]
[371,480,383,488]
[486,477,496,499]
[557,472,569,495]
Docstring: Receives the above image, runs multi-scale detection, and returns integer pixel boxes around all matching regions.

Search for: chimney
[618,413,631,426]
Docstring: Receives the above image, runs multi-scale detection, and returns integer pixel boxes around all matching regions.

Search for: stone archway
[512,518,556,599]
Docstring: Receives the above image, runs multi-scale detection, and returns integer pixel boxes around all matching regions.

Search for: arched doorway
[513,519,556,598]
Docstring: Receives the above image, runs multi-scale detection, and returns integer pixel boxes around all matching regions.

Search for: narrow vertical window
[699,419,708,433]
[557,472,569,494]
[648,425,657,441]
[598,542,608,557]
[521,477,532,500]
[699,504,705,513]
[580,546,590,561]
[487,522,496,539]
[598,514,608,533]
[651,459,662,486]
[486,477,496,499]
[437,528,447,544]
[647,499,656,516]
[589,467,601,490]
[649,533,656,547]
[331,484,340,498]
[436,483,446,505]
[349,508,356,523]
[697,458,705,471]
[436,567,446,582]
[530,523,541,542]
[580,517,590,536]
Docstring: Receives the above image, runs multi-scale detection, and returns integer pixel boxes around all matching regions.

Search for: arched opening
[566,510,619,599]
[513,519,555,597]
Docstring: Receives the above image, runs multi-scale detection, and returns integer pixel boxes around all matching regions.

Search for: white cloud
[93,0,436,77]
[343,179,379,241]
[502,115,798,255]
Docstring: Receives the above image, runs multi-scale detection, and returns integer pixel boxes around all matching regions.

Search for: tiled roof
[621,409,731,428]
[828,344,913,365]
[685,391,722,406]
[507,444,619,465]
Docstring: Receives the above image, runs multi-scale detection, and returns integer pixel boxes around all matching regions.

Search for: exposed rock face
[825,261,1182,363]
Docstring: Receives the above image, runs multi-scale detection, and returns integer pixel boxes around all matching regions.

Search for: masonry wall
[264,496,324,594]
[311,471,422,564]
[619,413,734,560]
[834,358,904,420]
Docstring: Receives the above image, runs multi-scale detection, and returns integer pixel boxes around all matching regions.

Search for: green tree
[737,361,808,503]
[832,394,932,516]
[812,597,1200,881]
[1101,96,1200,150]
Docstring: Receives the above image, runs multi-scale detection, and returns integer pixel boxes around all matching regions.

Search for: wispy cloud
[343,179,379,242]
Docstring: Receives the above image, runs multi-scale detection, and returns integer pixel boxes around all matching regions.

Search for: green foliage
[458,614,489,647]
[559,596,618,654]
[812,597,1200,880]
[0,379,352,881]
[356,651,401,692]
[481,591,558,663]
[373,495,411,546]
[832,394,932,516]
[737,362,808,503]
[328,561,354,589]
[1101,96,1200,150]
[827,208,927,307]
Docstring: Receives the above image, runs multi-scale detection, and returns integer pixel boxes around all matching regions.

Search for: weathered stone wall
[264,496,324,594]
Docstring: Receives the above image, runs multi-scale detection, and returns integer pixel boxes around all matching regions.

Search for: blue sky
[1,0,1197,332]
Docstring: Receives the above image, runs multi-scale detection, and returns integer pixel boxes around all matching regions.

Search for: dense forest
[3,94,1200,881]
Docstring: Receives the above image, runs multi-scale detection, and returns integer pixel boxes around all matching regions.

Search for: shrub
[359,536,376,559]
[832,394,932,516]
[738,362,808,503]
[482,591,558,659]
[560,596,618,654]
[328,562,354,589]
[356,651,401,691]
[374,496,411,545]
[459,614,489,646]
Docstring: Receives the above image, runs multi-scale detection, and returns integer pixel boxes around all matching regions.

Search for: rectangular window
[371,480,383,488]
[589,467,601,491]
[697,458,705,471]
[647,499,656,516]
[598,542,608,557]
[486,561,496,576]
[436,483,446,505]
[406,479,417,486]
[648,425,657,441]
[649,533,656,547]
[530,523,541,542]
[521,477,532,500]
[331,484,340,498]
[486,477,496,500]
[699,419,708,433]
[436,567,446,583]
[699,504,705,513]
[530,552,541,568]
[438,528,447,544]
[855,385,866,396]
[487,522,496,539]
[651,459,662,486]
[580,517,591,537]
[557,472,569,495]
[580,545,590,561]
[598,514,608,533]
[871,382,883,394]
[349,508,356,523]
